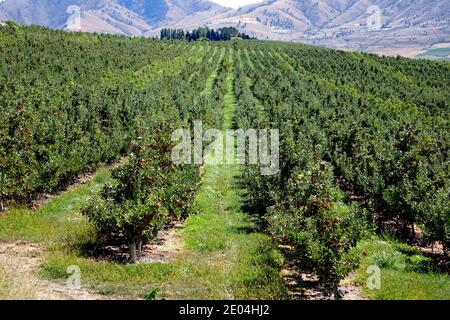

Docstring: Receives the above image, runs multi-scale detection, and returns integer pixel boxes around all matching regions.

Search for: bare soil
[0,218,185,300]
[100,220,185,264]
[0,241,114,300]
[139,220,185,264]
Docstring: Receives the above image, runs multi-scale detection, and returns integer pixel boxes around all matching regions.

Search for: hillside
[0,0,449,57]
[199,0,450,57]
[0,0,228,34]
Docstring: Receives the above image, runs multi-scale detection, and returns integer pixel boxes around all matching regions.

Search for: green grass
[40,253,171,297]
[160,164,287,300]
[352,237,450,300]
[223,61,236,129]
[0,168,112,243]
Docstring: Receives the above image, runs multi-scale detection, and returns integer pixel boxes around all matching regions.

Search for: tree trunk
[0,198,4,212]
[129,242,137,263]
[334,285,343,300]
[410,222,416,242]
[137,241,143,256]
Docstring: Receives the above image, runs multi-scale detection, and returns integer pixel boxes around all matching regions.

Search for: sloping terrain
[0,0,448,56]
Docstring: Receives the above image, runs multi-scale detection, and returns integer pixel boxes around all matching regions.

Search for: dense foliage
[0,21,186,205]
[160,26,255,41]
[82,45,228,260]
[1,24,448,286]
[232,43,449,295]
[0,22,227,259]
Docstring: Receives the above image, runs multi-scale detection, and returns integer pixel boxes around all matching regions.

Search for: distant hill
[1,0,449,57]
[210,0,450,57]
[0,0,228,35]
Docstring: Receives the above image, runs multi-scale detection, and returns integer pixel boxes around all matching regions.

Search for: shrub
[372,251,406,270]
[405,255,432,273]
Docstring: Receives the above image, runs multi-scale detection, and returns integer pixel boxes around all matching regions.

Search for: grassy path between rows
[0,168,119,299]
[159,49,287,299]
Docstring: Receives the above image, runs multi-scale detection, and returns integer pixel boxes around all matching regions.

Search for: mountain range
[1,0,449,57]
